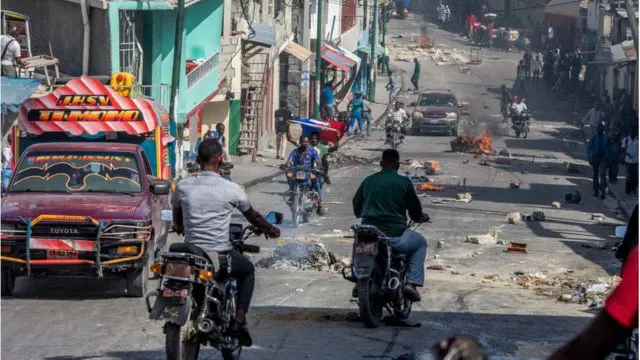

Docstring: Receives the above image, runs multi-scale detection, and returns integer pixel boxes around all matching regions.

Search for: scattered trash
[256,242,343,271]
[566,163,581,174]
[427,264,446,271]
[326,152,375,167]
[417,182,445,191]
[532,211,546,221]
[509,181,520,189]
[437,240,445,248]
[478,160,490,166]
[552,201,562,208]
[506,212,522,225]
[457,192,472,203]
[484,274,500,281]
[424,160,441,175]
[591,213,606,222]
[499,149,510,157]
[505,241,527,254]
[565,190,582,204]
[296,288,304,293]
[465,228,500,245]
[408,159,424,169]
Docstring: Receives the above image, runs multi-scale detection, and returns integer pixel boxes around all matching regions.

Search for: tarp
[17,75,164,136]
[1,77,40,116]
[290,117,345,145]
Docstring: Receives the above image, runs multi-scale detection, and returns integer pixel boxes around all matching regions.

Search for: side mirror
[150,180,171,195]
[265,211,284,224]
[410,102,417,106]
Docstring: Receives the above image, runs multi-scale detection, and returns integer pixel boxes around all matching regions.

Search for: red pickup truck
[0,142,171,297]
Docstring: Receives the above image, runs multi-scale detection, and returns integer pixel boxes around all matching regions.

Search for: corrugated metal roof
[284,41,313,61]
[245,24,276,47]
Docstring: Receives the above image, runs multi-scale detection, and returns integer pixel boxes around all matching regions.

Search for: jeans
[411,75,419,90]
[314,175,324,202]
[1,168,11,191]
[349,110,363,133]
[591,157,608,195]
[205,250,255,311]
[388,229,427,286]
[626,163,638,194]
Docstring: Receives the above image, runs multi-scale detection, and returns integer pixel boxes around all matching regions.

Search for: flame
[451,133,493,154]
[419,36,432,48]
[417,182,444,191]
[424,160,441,175]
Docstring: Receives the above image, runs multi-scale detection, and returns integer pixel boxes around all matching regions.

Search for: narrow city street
[1,8,632,360]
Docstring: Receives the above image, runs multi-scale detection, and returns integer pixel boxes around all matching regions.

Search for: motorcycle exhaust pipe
[197,318,215,333]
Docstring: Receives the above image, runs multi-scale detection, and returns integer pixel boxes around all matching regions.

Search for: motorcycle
[146,211,283,360]
[185,161,233,181]
[511,109,530,138]
[385,115,404,150]
[282,165,322,227]
[342,221,422,328]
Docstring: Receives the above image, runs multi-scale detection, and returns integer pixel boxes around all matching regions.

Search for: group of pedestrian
[436,1,451,24]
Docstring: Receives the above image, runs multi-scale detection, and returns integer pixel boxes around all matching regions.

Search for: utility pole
[169,0,185,153]
[314,0,324,119]
[368,0,378,101]
[623,0,638,109]
[302,0,311,117]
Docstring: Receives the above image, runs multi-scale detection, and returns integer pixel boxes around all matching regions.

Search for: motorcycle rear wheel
[358,277,383,328]
[165,321,200,360]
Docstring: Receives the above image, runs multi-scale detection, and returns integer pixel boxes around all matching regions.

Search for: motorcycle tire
[357,277,383,328]
[165,321,200,360]
[221,296,243,360]
[1,268,15,296]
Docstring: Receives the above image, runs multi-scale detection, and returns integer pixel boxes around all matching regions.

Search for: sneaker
[403,284,421,302]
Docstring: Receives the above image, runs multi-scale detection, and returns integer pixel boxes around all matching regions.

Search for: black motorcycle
[342,221,422,328]
[146,211,283,360]
[385,115,404,150]
[282,165,322,227]
[511,110,530,138]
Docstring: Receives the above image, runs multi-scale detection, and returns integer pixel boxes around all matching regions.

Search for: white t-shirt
[622,137,639,164]
[511,102,527,114]
[2,146,12,169]
[0,35,21,66]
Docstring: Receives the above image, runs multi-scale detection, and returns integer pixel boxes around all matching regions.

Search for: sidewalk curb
[241,169,281,189]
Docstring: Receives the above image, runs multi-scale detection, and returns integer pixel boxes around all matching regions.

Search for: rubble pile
[326,152,375,168]
[256,242,345,272]
[450,134,493,154]
[393,43,470,65]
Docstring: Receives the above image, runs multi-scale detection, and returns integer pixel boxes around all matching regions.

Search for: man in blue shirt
[321,81,336,119]
[286,135,324,214]
[588,122,611,199]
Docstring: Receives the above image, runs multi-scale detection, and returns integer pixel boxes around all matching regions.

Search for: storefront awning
[544,0,585,18]
[322,44,358,72]
[284,41,313,62]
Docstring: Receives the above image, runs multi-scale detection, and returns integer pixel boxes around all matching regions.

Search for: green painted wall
[228,99,241,156]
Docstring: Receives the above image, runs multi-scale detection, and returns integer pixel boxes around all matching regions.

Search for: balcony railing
[133,84,171,113]
[187,51,220,89]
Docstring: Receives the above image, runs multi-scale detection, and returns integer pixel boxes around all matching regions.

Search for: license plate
[47,249,78,260]
[296,171,306,180]
[162,288,189,298]
[355,242,376,254]
[428,119,441,124]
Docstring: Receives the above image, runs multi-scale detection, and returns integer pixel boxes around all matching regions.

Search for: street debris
[437,240,445,248]
[591,213,606,222]
[509,181,520,189]
[552,201,562,208]
[457,192,472,203]
[566,163,581,174]
[417,182,445,191]
[499,149,510,157]
[256,242,344,272]
[556,276,621,308]
[450,134,493,154]
[478,160,490,166]
[427,264,446,271]
[408,159,424,169]
[532,211,546,221]
[565,190,582,204]
[326,152,374,167]
[506,212,522,225]
[505,241,527,254]
[424,160,441,175]
[465,228,501,245]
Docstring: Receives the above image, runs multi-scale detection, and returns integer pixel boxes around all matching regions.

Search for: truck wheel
[126,255,150,298]
[1,269,16,296]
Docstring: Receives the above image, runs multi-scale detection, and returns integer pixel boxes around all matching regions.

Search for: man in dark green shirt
[411,58,421,91]
[352,149,428,301]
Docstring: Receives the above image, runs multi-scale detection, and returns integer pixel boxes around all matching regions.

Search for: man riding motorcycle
[172,139,281,347]
[285,135,324,215]
[510,96,528,124]
[386,102,408,144]
[352,149,429,301]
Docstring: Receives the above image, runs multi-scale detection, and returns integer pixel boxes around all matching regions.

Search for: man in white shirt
[1,27,23,77]
[510,96,528,116]
[2,135,13,192]
[622,127,638,194]
[582,102,604,137]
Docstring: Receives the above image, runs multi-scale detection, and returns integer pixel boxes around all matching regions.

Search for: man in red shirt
[548,245,638,359]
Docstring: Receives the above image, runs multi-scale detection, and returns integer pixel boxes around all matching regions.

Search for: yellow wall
[202,99,230,153]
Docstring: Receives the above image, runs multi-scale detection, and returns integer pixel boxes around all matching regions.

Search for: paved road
[1,9,626,360]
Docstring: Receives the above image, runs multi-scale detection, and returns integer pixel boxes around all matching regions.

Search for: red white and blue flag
[290,117,346,145]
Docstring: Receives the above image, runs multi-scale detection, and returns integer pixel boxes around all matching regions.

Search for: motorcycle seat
[168,243,214,263]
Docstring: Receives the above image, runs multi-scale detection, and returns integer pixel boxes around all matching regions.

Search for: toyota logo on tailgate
[50,228,79,235]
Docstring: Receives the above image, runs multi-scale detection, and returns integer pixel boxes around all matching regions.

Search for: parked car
[410,90,463,136]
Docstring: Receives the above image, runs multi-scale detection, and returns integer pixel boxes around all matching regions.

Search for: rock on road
[1,8,624,360]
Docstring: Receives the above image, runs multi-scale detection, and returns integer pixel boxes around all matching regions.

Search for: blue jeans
[388,229,427,286]
[349,110,363,133]
[314,176,324,202]
[2,168,12,191]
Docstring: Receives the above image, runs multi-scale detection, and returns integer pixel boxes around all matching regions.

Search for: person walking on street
[588,123,612,199]
[582,102,604,139]
[2,135,12,192]
[386,70,398,104]
[362,95,373,136]
[320,81,336,119]
[532,54,542,84]
[445,5,451,23]
[523,51,533,80]
[275,100,293,159]
[516,60,526,94]
[1,27,23,77]
[381,42,390,74]
[622,127,639,195]
[411,58,421,91]
[348,92,364,136]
